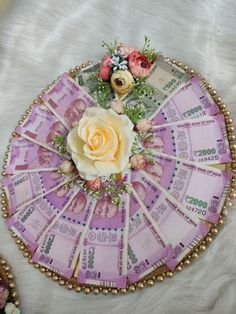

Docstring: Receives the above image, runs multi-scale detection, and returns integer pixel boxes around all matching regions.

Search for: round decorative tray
[1,40,236,295]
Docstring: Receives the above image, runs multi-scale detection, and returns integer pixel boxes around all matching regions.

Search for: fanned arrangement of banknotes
[2,56,232,289]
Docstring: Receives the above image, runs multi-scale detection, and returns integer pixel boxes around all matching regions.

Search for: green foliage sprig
[141,35,158,62]
[88,73,112,109]
[124,103,146,125]
[102,38,121,54]
[53,135,67,156]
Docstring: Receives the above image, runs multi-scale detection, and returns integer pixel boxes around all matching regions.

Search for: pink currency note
[15,105,69,156]
[127,189,174,283]
[6,137,63,174]
[32,191,95,278]
[2,171,68,215]
[143,152,232,223]
[7,186,80,251]
[132,170,209,269]
[143,115,231,164]
[151,76,219,125]
[42,72,96,129]
[77,175,130,288]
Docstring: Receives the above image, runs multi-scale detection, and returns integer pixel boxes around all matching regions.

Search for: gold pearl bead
[75,66,81,71]
[211,90,217,95]
[218,218,224,225]
[206,84,212,90]
[184,259,191,266]
[157,275,164,282]
[87,61,93,65]
[34,263,40,269]
[190,69,195,75]
[177,62,182,67]
[129,284,136,291]
[58,279,65,286]
[93,288,99,295]
[111,289,118,295]
[228,126,235,133]
[2,212,8,218]
[120,288,127,294]
[81,63,86,68]
[166,271,173,278]
[206,236,213,243]
[15,239,21,244]
[183,65,188,71]
[227,201,233,208]
[211,227,218,235]
[28,258,33,264]
[67,283,73,290]
[221,208,228,217]
[23,251,29,258]
[199,244,206,251]
[7,273,14,279]
[12,290,17,298]
[137,282,144,289]
[0,259,6,265]
[192,252,199,259]
[1,199,6,205]
[102,288,109,295]
[52,275,59,281]
[176,265,182,272]
[14,300,19,307]
[4,266,10,271]
[230,192,236,199]
[172,59,176,64]
[75,286,82,293]
[40,267,46,273]
[147,279,154,286]
[46,271,52,277]
[9,282,15,288]
[19,244,25,250]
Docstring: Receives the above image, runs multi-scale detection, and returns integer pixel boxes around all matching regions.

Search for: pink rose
[59,160,75,174]
[0,286,9,310]
[87,178,102,190]
[110,99,124,114]
[128,51,152,78]
[136,118,152,132]
[130,154,146,170]
[99,55,112,81]
[117,45,135,58]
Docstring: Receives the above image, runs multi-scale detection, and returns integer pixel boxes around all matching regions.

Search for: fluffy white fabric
[0,1,236,313]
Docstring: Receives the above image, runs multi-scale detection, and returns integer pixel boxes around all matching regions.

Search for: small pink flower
[0,286,9,310]
[71,120,80,128]
[130,154,146,170]
[110,99,124,114]
[136,118,152,132]
[87,178,102,190]
[59,160,75,174]
[99,55,112,81]
[117,45,136,58]
[128,51,152,78]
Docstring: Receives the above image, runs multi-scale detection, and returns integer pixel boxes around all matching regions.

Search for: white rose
[5,303,20,314]
[67,107,135,180]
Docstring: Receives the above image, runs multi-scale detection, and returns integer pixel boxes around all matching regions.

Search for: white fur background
[0,1,236,313]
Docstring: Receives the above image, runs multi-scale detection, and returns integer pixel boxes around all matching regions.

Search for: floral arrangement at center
[53,37,159,205]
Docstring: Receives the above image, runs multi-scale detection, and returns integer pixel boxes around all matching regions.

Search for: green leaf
[53,135,67,156]
[124,103,146,125]
[102,37,121,54]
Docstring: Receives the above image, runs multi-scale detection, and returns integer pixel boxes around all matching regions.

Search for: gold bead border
[1,59,236,296]
[0,254,20,307]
